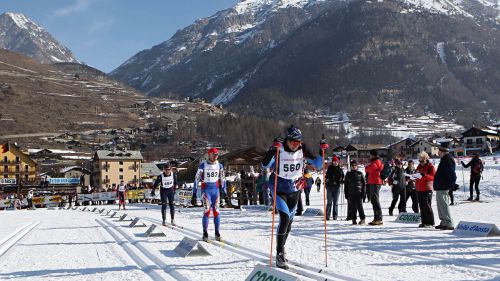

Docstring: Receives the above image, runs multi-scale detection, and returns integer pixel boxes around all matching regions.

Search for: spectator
[416,151,436,228]
[365,149,384,225]
[325,156,344,220]
[388,159,406,215]
[344,160,366,225]
[434,147,456,230]
[405,160,419,213]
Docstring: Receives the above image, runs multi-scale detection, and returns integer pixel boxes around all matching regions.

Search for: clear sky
[1,0,240,72]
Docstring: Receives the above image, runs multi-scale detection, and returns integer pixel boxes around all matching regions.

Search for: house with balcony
[91,149,143,190]
[410,140,440,158]
[387,138,416,160]
[461,127,500,154]
[0,142,37,185]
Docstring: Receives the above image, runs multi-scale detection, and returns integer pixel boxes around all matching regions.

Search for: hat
[332,156,340,162]
[208,148,219,155]
[370,149,378,156]
[285,125,302,141]
[163,163,171,169]
[350,160,357,165]
[438,146,449,152]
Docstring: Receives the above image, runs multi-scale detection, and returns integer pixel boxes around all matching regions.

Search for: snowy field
[0,157,499,280]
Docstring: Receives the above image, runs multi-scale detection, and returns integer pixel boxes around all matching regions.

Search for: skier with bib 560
[262,125,327,269]
[193,148,225,242]
[151,164,178,226]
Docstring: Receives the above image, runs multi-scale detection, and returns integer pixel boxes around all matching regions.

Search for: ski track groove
[0,221,40,259]
[95,218,176,281]
[97,217,188,281]
[139,215,357,281]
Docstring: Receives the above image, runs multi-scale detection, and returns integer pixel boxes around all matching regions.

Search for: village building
[410,139,440,158]
[0,142,37,185]
[91,149,143,190]
[461,127,500,154]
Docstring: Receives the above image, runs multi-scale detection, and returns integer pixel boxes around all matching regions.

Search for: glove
[420,172,425,177]
[345,193,349,199]
[320,139,329,150]
[273,137,283,148]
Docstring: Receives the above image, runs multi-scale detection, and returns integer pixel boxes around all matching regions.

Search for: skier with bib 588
[262,125,327,269]
[193,148,226,242]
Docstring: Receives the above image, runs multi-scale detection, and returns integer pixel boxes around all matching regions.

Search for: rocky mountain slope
[0,12,78,64]
[0,50,144,134]
[110,0,500,126]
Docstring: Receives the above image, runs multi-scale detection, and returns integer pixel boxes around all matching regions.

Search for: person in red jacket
[415,151,435,228]
[365,149,384,225]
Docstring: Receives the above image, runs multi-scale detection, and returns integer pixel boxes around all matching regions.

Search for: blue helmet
[286,125,302,141]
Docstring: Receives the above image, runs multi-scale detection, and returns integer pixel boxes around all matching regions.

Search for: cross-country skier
[461,153,484,201]
[151,164,178,226]
[193,148,225,242]
[117,181,127,210]
[262,125,327,269]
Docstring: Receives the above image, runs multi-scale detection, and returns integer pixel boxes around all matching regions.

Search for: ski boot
[276,252,289,270]
[475,196,480,201]
[467,196,473,201]
[358,219,366,225]
[171,219,176,226]
[215,231,222,242]
[162,220,166,227]
[202,231,209,242]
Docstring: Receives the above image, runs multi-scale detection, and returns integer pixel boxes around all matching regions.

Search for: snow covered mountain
[110,0,500,124]
[0,12,78,64]
[110,0,337,99]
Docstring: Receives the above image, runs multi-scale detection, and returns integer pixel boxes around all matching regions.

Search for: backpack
[380,162,392,181]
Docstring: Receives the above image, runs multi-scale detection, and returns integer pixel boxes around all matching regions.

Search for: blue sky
[1,0,240,72]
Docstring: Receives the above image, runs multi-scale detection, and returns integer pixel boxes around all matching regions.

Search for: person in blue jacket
[262,125,327,269]
[193,148,225,242]
[151,164,178,226]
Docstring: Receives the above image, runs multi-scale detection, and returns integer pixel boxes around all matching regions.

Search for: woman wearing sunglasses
[415,151,436,228]
[262,125,327,269]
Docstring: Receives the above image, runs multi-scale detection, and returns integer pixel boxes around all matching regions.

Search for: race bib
[118,184,126,192]
[204,162,220,183]
[161,174,174,188]
[278,146,304,180]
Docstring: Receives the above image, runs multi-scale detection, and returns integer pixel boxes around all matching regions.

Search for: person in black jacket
[344,160,366,225]
[434,147,457,230]
[461,153,484,201]
[325,156,344,220]
[404,160,419,213]
[388,159,407,215]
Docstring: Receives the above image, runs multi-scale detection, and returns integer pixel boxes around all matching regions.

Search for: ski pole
[461,165,466,201]
[270,147,280,267]
[322,148,328,267]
